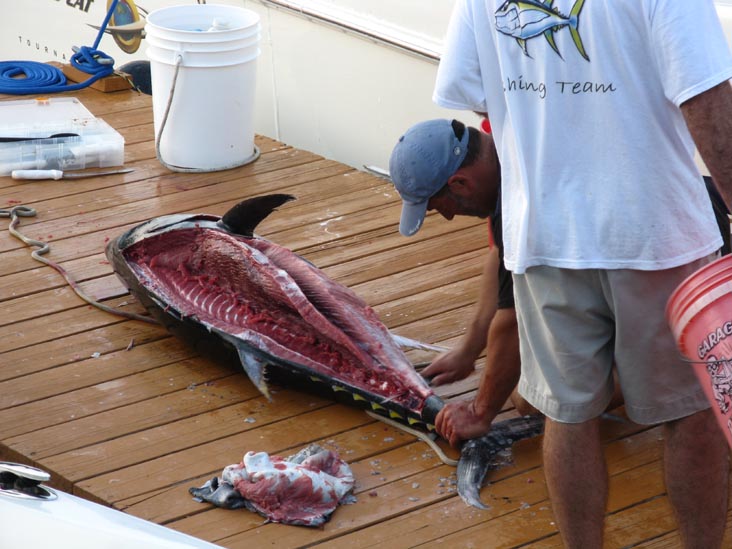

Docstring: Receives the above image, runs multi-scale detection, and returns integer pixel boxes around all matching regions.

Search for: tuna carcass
[106,194,544,512]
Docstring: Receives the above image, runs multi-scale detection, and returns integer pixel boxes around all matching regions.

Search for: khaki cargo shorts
[514,255,716,424]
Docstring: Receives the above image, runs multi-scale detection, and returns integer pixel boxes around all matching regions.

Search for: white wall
[239,0,478,172]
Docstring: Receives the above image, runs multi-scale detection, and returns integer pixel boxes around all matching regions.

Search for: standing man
[424,1,732,547]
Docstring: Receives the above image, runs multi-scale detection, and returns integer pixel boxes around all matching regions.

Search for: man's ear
[447,172,472,196]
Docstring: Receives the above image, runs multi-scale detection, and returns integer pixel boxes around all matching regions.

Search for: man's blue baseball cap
[388,119,469,236]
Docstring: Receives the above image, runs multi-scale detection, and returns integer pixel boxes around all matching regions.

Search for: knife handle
[11,170,64,180]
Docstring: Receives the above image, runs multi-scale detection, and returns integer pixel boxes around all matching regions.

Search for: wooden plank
[0,296,147,355]
[0,253,118,302]
[0,164,364,288]
[4,375,258,461]
[351,250,484,306]
[1,222,486,305]
[1,274,122,326]
[0,337,195,410]
[633,508,732,549]
[527,490,732,548]
[0,358,229,442]
[0,321,166,381]
[321,225,487,285]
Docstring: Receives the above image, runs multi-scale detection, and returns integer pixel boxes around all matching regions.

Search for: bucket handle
[155,54,260,172]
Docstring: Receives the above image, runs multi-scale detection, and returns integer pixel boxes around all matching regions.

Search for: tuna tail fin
[219,194,296,236]
[569,0,589,61]
[457,415,545,509]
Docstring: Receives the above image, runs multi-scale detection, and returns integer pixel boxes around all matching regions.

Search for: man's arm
[681,80,732,205]
[421,245,500,385]
[435,305,522,447]
[470,306,521,420]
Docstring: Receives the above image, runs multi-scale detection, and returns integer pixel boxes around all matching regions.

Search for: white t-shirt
[434,0,732,274]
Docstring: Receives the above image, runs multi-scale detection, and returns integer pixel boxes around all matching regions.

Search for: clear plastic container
[0,97,124,175]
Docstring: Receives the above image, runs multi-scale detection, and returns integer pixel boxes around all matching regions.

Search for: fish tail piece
[569,0,590,61]
[457,415,545,509]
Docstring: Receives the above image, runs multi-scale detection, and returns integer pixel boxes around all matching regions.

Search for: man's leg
[513,369,624,416]
[511,388,540,416]
[664,409,729,549]
[543,417,607,548]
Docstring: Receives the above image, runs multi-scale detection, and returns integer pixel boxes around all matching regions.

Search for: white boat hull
[0,474,221,548]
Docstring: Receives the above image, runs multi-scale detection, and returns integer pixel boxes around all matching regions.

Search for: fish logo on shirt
[495,0,590,61]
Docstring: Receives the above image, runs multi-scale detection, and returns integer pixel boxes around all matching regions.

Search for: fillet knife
[11,168,134,180]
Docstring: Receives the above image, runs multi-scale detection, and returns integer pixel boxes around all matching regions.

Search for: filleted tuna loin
[106,194,440,426]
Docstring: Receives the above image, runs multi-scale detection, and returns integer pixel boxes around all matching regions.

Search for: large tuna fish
[105,194,543,512]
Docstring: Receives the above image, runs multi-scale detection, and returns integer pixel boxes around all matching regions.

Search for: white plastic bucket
[145,4,261,171]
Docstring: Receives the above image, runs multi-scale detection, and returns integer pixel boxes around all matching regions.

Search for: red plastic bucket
[666,254,732,448]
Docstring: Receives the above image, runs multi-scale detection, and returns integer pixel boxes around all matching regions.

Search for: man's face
[427,185,488,220]
[426,155,499,221]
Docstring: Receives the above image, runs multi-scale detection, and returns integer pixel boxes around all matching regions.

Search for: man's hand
[421,348,477,386]
[435,399,494,448]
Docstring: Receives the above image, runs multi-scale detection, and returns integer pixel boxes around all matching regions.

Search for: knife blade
[11,168,134,180]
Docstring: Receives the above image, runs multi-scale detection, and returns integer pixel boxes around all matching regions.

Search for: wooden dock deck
[1,87,731,548]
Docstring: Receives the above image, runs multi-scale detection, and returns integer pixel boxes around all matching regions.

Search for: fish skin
[495,0,589,60]
[189,476,250,510]
[189,444,356,527]
[457,415,545,509]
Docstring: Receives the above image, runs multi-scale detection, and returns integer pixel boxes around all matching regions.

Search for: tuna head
[106,194,440,429]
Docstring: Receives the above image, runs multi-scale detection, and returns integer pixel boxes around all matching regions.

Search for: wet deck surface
[2,88,731,548]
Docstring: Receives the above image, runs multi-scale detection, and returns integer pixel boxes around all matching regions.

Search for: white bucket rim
[146,4,260,36]
[670,280,732,343]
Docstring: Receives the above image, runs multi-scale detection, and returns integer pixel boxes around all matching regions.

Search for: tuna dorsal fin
[219,194,296,236]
